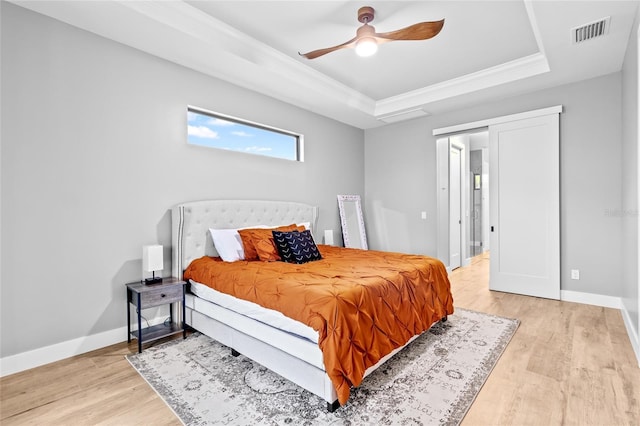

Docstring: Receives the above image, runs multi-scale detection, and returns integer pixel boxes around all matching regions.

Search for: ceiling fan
[299,6,444,59]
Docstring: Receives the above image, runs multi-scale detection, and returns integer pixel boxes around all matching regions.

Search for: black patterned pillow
[272,229,322,264]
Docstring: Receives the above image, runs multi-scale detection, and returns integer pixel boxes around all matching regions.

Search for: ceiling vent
[572,17,610,44]
[376,108,430,124]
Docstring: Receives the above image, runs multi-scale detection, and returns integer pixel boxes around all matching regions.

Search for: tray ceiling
[10,0,639,129]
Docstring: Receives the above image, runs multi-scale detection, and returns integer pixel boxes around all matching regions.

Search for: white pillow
[209,228,245,262]
[210,225,271,262]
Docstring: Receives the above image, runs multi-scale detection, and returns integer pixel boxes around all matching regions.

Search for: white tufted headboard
[171,199,319,279]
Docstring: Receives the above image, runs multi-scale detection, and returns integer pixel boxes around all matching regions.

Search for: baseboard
[620,303,640,367]
[561,290,640,366]
[560,290,622,309]
[0,316,166,377]
[3,292,637,375]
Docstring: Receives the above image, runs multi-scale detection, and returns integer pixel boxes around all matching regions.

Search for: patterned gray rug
[126,308,519,425]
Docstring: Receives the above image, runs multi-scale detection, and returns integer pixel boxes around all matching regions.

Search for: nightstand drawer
[139,285,183,309]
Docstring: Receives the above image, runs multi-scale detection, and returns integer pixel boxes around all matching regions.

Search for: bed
[171,199,453,411]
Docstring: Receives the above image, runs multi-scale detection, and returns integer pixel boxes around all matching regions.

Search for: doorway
[434,106,562,300]
[449,144,462,269]
[437,133,486,270]
[436,135,469,270]
[469,132,490,257]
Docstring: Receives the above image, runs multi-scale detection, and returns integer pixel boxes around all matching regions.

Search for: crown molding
[375,52,550,118]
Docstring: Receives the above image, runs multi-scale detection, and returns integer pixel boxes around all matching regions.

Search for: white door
[449,146,462,270]
[489,113,560,299]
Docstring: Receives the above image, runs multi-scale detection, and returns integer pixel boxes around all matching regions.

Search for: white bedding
[189,279,319,343]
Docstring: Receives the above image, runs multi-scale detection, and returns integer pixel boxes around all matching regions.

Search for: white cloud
[244,146,272,153]
[188,125,219,139]
[187,111,198,122]
[208,118,235,127]
[232,131,253,137]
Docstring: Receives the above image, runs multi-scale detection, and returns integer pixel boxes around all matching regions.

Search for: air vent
[376,108,429,124]
[572,16,610,44]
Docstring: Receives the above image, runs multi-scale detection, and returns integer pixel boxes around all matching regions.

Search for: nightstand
[126,277,187,353]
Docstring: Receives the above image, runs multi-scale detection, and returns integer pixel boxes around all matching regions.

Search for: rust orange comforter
[184,245,454,404]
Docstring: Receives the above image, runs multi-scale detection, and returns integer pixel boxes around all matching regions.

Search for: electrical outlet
[571,269,580,280]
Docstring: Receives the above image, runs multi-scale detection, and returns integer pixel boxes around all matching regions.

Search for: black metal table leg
[182,284,187,339]
[136,294,142,353]
[127,290,131,343]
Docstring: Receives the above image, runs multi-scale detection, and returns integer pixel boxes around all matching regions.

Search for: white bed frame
[171,199,421,411]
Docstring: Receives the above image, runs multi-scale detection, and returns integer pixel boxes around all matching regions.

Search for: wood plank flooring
[452,253,640,426]
[1,252,639,425]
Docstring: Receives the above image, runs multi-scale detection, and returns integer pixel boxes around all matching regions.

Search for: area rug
[126,308,519,425]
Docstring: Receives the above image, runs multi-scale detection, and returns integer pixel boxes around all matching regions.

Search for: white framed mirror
[337,194,368,249]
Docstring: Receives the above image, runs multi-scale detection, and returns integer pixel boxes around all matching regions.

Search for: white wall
[621,4,640,360]
[365,72,623,298]
[0,3,364,361]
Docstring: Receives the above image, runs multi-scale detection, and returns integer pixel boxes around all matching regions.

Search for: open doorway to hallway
[468,132,490,259]
[436,130,489,270]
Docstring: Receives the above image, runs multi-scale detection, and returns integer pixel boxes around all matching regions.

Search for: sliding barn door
[489,114,560,299]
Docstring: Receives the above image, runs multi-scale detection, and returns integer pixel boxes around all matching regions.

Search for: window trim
[187,105,304,162]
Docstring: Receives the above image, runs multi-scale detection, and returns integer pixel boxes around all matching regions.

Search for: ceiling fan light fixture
[298,6,444,60]
[355,37,378,57]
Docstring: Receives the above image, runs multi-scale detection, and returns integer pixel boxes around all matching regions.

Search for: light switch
[421,211,427,220]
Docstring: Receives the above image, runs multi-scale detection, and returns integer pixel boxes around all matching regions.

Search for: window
[187,106,303,161]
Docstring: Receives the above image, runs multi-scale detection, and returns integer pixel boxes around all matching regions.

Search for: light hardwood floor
[1,253,639,425]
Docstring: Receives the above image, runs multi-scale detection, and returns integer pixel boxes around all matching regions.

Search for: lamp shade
[143,245,163,272]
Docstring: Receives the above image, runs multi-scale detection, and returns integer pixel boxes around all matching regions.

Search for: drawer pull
[161,294,166,298]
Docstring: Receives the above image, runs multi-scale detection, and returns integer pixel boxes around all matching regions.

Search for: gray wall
[0,3,364,357]
[621,8,639,343]
[365,118,435,254]
[365,72,623,297]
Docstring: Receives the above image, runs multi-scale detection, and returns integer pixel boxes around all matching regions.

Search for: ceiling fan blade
[299,36,357,59]
[375,19,445,42]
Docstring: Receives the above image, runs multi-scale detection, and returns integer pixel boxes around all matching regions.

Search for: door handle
[491,226,494,232]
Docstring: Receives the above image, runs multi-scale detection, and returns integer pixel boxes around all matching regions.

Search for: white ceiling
[11,0,639,129]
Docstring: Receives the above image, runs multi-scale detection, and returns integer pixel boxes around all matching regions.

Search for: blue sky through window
[187,108,300,161]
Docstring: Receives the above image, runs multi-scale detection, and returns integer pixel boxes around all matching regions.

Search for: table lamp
[143,244,163,284]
